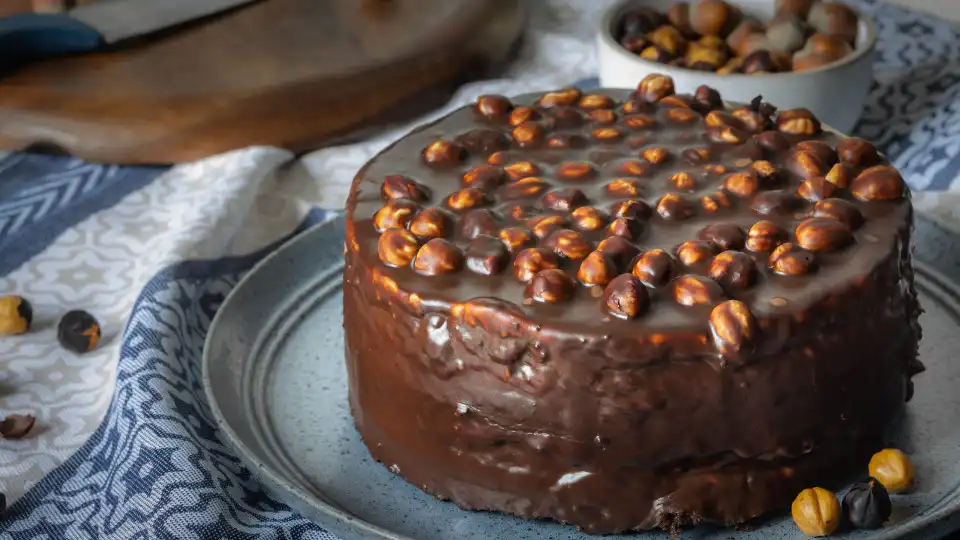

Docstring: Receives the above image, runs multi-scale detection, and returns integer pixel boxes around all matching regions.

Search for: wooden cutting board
[0,0,525,164]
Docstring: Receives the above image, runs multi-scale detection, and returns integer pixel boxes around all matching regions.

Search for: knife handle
[0,13,103,76]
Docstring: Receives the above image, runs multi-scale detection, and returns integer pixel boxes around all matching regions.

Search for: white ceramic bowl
[597,0,877,133]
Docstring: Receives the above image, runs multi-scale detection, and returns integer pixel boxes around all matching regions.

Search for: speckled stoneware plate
[202,215,960,540]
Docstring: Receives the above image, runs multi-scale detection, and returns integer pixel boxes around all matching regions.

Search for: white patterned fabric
[0,0,958,538]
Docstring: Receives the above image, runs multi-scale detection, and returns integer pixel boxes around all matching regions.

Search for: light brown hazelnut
[648,25,688,56]
[378,228,420,267]
[698,222,747,251]
[381,175,430,202]
[667,2,694,34]
[637,73,676,102]
[597,236,641,270]
[528,215,569,239]
[722,171,761,197]
[579,94,616,110]
[747,220,785,252]
[669,172,698,191]
[537,87,582,108]
[775,0,818,18]
[868,448,915,494]
[462,165,506,190]
[727,18,766,56]
[792,487,842,537]
[611,199,653,221]
[776,108,822,136]
[514,247,560,282]
[632,248,676,287]
[824,162,854,188]
[750,190,805,216]
[555,161,596,181]
[686,44,728,71]
[412,238,464,276]
[691,0,736,37]
[672,275,724,307]
[465,235,509,276]
[766,13,808,53]
[795,217,853,252]
[812,198,864,229]
[606,217,644,241]
[701,191,733,213]
[640,45,675,63]
[528,269,576,303]
[837,137,881,166]
[709,251,758,291]
[544,229,593,260]
[543,188,588,212]
[604,274,651,318]
[500,177,551,200]
[606,178,644,198]
[769,242,817,275]
[408,207,450,239]
[797,177,837,202]
[509,106,539,126]
[474,94,513,120]
[374,198,419,231]
[851,165,906,201]
[504,161,541,181]
[459,208,500,239]
[499,227,534,253]
[808,1,859,44]
[446,188,489,211]
[585,110,617,126]
[512,122,545,148]
[676,240,717,267]
[642,147,671,166]
[422,140,466,166]
[709,299,759,358]
[578,251,618,286]
[657,192,696,220]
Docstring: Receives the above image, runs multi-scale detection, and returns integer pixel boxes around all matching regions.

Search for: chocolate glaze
[342,84,922,534]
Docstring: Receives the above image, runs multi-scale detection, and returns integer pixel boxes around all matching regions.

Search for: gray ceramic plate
[203,215,960,540]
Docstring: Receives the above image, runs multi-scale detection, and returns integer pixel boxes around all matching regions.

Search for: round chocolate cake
[342,74,923,534]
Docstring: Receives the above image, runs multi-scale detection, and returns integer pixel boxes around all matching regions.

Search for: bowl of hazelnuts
[597,0,876,133]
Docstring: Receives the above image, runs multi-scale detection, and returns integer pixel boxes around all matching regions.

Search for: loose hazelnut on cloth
[868,448,915,493]
[792,487,841,536]
[0,295,33,335]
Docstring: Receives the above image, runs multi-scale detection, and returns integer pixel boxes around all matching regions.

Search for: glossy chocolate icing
[342,82,923,534]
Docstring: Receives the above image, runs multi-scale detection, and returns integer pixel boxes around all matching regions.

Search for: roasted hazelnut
[459,208,500,239]
[474,94,513,120]
[698,222,747,251]
[837,137,880,166]
[640,45,675,63]
[413,238,464,276]
[621,7,666,37]
[409,207,451,239]
[676,240,717,267]
[672,275,724,307]
[604,274,650,318]
[637,73,676,102]
[776,0,818,18]
[747,220,785,252]
[657,193,696,220]
[374,198,419,231]
[642,147,671,166]
[701,191,733,213]
[597,236,641,270]
[727,18,766,56]
[592,127,626,143]
[750,190,805,216]
[703,164,730,177]
[610,199,653,221]
[722,171,761,197]
[682,147,713,164]
[705,110,742,129]
[512,122,545,148]
[381,175,430,202]
[500,177,551,200]
[544,229,593,260]
[543,106,585,128]
[378,228,420,267]
[466,235,510,276]
[842,478,892,530]
[709,299,758,357]
[579,94,616,110]
[462,164,507,190]
[622,114,659,131]
[504,160,541,180]
[795,217,853,252]
[555,162,596,182]
[528,269,576,303]
[422,139,466,166]
[792,487,841,537]
[753,130,792,155]
[606,217,644,241]
[694,85,724,111]
[528,215,569,239]
[709,251,758,291]
[578,251,618,286]
[802,32,854,58]
[622,97,653,114]
[499,226,534,253]
[808,1,859,44]
[717,56,744,74]
[686,44,728,71]
[799,140,839,164]
[792,51,840,72]
[733,107,772,134]
[868,448,915,493]
[742,50,779,75]
[615,160,652,178]
[648,25,688,56]
[669,172,697,191]
[767,13,808,53]
[707,124,749,145]
[787,148,834,179]
[606,178,644,198]
[446,188,489,211]
[0,295,32,335]
[769,242,816,275]
[751,159,782,186]
[455,128,509,155]
[825,162,854,188]
[584,110,617,127]
[509,106,539,126]
[777,108,822,136]
[501,203,535,222]
[570,206,608,232]
[667,2,694,35]
[851,165,906,201]
[514,247,560,282]
[797,177,837,202]
[632,249,676,287]
[812,198,864,229]
[665,107,702,124]
[542,188,587,212]
[537,87,582,108]
[691,0,736,36]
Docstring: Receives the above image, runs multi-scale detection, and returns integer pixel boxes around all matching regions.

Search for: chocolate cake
[342,73,923,534]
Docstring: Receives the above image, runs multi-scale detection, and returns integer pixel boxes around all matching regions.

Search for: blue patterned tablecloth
[0,0,958,538]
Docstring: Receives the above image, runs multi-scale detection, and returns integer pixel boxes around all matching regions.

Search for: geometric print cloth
[0,0,959,538]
